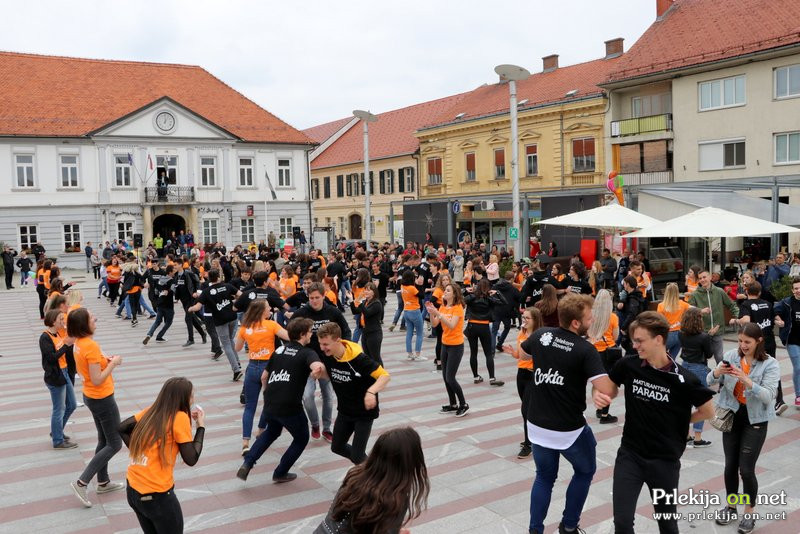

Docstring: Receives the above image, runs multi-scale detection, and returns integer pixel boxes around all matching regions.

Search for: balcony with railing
[611,113,672,137]
[620,170,673,185]
[145,186,195,203]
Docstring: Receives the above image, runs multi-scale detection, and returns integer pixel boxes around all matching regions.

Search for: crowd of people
[28,235,795,533]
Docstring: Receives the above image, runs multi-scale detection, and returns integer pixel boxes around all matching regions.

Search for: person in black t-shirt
[143,265,177,345]
[597,312,714,534]
[737,281,787,414]
[561,262,592,296]
[236,318,324,483]
[519,294,618,534]
[316,322,390,465]
[189,269,243,381]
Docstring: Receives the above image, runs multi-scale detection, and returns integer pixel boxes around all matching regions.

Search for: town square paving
[1,270,799,533]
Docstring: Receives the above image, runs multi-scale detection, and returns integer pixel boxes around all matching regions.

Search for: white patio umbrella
[626,206,800,271]
[536,202,661,232]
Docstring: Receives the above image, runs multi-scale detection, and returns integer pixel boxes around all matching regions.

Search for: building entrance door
[153,213,186,247]
[349,214,362,239]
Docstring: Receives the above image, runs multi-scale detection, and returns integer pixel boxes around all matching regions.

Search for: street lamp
[495,64,530,261]
[353,109,378,244]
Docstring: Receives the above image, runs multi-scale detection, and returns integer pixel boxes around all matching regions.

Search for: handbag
[709,405,735,432]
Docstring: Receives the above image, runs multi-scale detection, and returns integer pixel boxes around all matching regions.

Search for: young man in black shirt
[519,294,618,534]
[519,258,554,308]
[189,269,243,381]
[236,318,324,483]
[738,281,787,414]
[289,283,351,442]
[316,322,390,464]
[562,262,592,296]
[143,265,177,345]
[596,312,714,534]
[173,262,208,349]
[233,270,285,316]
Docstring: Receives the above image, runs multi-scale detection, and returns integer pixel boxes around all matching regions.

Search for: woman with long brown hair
[40,309,77,449]
[234,299,288,456]
[67,308,124,508]
[354,282,384,365]
[464,278,506,386]
[427,283,469,417]
[314,426,429,534]
[535,284,559,327]
[120,377,206,534]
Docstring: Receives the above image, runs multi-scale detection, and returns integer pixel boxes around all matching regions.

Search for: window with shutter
[379,171,385,194]
[324,176,331,198]
[525,145,538,176]
[494,148,505,179]
[465,152,476,181]
[427,158,442,185]
[337,175,344,197]
[572,138,596,172]
[399,168,405,192]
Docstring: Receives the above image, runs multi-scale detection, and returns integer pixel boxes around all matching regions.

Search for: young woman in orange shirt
[501,306,543,458]
[427,283,469,417]
[120,377,205,534]
[67,308,124,507]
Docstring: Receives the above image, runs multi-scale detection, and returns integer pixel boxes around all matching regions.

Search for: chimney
[542,54,559,73]
[656,0,674,18]
[604,38,624,59]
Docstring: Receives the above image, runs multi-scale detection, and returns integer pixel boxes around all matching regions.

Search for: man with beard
[519,294,618,534]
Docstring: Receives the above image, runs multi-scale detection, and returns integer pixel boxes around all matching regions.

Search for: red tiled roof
[302,117,353,144]
[0,51,313,144]
[606,0,800,84]
[421,55,625,130]
[310,92,470,169]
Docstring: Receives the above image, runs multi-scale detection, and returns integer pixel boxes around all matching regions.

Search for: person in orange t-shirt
[67,308,125,508]
[106,258,122,305]
[427,283,469,417]
[501,306,543,458]
[234,299,289,454]
[656,283,690,359]
[279,265,298,299]
[36,259,52,319]
[120,377,205,533]
[400,270,425,360]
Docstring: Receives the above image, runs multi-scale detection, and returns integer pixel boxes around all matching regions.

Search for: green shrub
[770,275,794,301]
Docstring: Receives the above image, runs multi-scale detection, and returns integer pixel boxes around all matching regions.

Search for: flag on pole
[127,153,133,166]
[147,154,154,170]
[265,170,278,200]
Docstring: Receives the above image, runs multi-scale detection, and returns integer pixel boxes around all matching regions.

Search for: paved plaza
[1,270,800,533]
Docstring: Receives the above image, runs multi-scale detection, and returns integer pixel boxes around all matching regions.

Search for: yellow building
[412,40,626,247]
[304,93,467,244]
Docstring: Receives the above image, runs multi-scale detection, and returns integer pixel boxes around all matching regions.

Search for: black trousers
[180,300,205,343]
[128,292,141,321]
[516,367,533,445]
[361,330,383,366]
[201,314,220,350]
[613,445,680,534]
[441,344,466,406]
[4,267,13,289]
[434,324,442,364]
[723,406,768,507]
[466,322,495,379]
[331,412,374,465]
[37,284,47,318]
[127,483,183,534]
[107,281,120,304]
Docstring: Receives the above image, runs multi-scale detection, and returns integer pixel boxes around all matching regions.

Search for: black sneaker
[155,338,167,343]
[201,334,208,344]
[440,405,458,414]
[692,439,712,448]
[517,443,532,458]
[236,463,252,481]
[142,335,151,345]
[233,370,243,382]
[53,441,78,449]
[715,506,738,526]
[558,523,586,534]
[455,404,470,417]
[131,319,138,327]
[737,516,755,534]
[473,376,484,384]
[776,402,789,416]
[212,350,222,360]
[240,392,246,405]
[489,378,505,387]
[686,436,694,445]
[182,340,195,348]
[273,472,297,483]
[599,415,618,424]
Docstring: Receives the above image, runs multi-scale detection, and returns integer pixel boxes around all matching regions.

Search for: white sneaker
[406,354,414,361]
[96,481,125,494]
[412,355,429,361]
[70,481,92,507]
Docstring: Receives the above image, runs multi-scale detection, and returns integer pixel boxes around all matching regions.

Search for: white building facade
[0,53,313,268]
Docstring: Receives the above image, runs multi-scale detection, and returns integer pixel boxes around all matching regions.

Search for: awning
[638,189,800,226]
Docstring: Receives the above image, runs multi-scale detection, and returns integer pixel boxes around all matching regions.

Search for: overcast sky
[4,1,656,130]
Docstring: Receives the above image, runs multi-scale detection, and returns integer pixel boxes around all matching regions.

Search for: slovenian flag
[147,154,154,170]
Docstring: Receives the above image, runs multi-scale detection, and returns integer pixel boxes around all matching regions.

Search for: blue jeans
[392,291,404,325]
[303,377,333,431]
[666,331,681,359]
[530,424,597,532]
[139,295,155,316]
[98,277,108,297]
[243,411,309,478]
[146,308,174,339]
[353,313,362,343]
[681,361,710,433]
[243,360,269,439]
[404,309,424,354]
[787,344,800,397]
[46,368,77,445]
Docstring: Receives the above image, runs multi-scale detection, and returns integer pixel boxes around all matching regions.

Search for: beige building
[304,94,467,243]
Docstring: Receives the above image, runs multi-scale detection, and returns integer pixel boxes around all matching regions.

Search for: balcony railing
[620,170,673,185]
[145,186,195,203]
[611,113,672,137]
